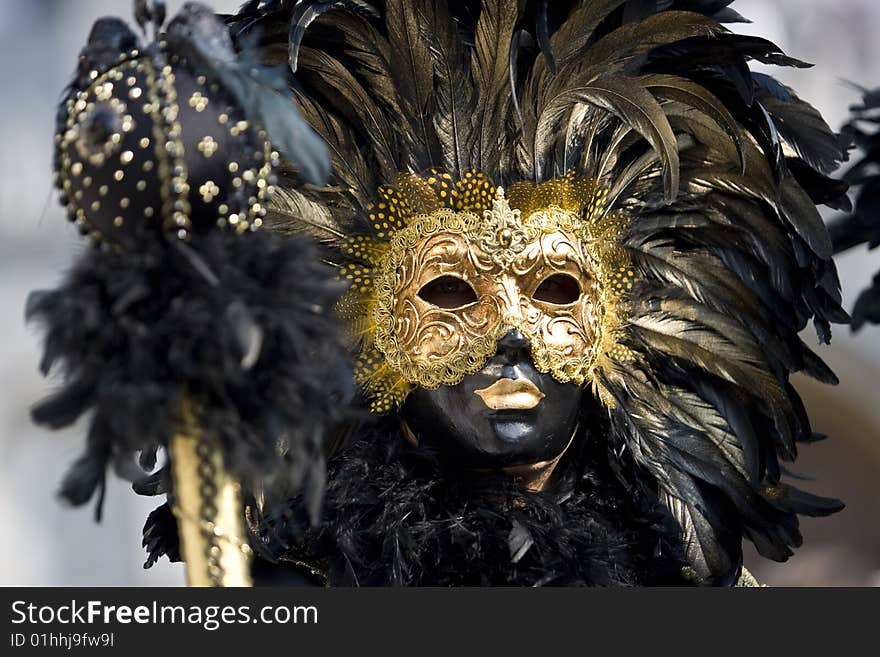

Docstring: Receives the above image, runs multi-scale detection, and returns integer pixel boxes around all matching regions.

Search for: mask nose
[496,329,531,362]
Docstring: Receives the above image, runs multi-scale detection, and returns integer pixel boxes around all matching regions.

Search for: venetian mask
[336,170,634,467]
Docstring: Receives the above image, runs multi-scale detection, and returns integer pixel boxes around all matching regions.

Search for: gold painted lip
[474,378,545,410]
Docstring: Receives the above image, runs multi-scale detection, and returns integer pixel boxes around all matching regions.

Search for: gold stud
[198,135,218,157]
[199,180,220,202]
[188,92,208,112]
[95,82,114,101]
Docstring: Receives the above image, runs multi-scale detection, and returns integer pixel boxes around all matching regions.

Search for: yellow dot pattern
[342,234,387,267]
[585,186,610,223]
[334,288,373,339]
[354,348,411,414]
[338,262,374,295]
[424,168,459,209]
[607,264,636,294]
[453,170,495,213]
[371,186,413,234]
[607,342,635,363]
[507,170,601,219]
[397,172,442,214]
[366,169,500,241]
[591,211,627,242]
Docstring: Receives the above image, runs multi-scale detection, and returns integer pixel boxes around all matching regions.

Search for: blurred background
[0,0,877,586]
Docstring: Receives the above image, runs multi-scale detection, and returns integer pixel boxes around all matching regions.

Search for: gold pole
[169,394,253,587]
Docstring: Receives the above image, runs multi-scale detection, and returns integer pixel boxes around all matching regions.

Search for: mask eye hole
[418,275,478,309]
[533,273,581,305]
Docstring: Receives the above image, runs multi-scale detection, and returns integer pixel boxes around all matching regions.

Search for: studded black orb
[54,43,278,246]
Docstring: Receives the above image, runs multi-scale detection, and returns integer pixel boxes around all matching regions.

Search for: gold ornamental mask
[336,170,635,413]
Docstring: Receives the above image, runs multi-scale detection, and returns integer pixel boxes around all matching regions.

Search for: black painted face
[400,330,583,468]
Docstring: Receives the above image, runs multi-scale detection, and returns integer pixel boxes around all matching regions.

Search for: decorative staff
[28,0,348,586]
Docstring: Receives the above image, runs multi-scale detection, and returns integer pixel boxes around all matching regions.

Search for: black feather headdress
[223,0,849,585]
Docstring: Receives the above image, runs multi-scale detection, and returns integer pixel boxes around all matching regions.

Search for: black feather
[29,230,351,520]
[830,85,880,330]
[245,420,690,586]
[288,1,379,73]
[143,502,182,568]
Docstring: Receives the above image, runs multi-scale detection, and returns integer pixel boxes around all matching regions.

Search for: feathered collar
[248,420,692,586]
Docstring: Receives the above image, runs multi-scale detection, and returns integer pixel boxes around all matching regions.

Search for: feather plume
[640,73,746,172]
[418,0,475,178]
[288,0,379,73]
[267,186,342,242]
[754,74,844,175]
[296,45,399,183]
[385,0,439,169]
[470,0,518,173]
[537,75,680,197]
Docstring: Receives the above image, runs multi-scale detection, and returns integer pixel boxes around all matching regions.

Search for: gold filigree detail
[477,188,534,268]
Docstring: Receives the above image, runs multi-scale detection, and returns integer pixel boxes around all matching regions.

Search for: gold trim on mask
[335,170,635,414]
